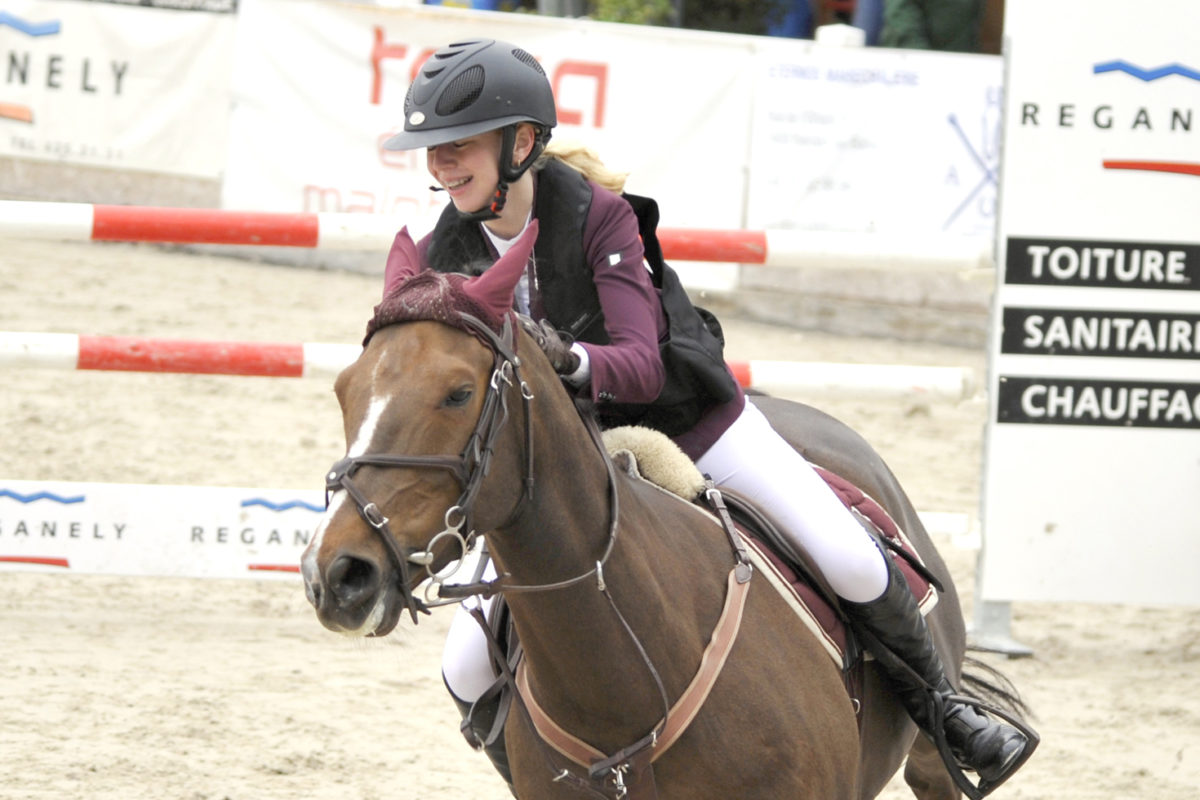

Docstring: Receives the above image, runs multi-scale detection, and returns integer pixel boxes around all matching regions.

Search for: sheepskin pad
[601,425,707,500]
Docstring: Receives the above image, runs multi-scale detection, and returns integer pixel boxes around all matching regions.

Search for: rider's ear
[512,123,536,165]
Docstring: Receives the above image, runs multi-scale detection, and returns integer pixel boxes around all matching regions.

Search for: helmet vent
[436,65,485,116]
[443,40,482,54]
[511,48,545,77]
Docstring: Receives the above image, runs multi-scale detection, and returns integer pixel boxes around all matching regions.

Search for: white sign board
[747,42,1001,239]
[0,0,236,178]
[0,480,318,580]
[221,2,1002,248]
[980,0,1200,605]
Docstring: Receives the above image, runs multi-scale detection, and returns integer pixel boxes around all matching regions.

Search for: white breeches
[694,401,889,603]
[442,400,889,702]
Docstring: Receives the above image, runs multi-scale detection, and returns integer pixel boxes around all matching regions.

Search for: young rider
[382,38,1032,795]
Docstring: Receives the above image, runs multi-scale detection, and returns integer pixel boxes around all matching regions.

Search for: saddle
[602,426,940,672]
[721,470,940,670]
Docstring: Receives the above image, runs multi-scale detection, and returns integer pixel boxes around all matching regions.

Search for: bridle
[322,311,621,622]
[323,312,530,622]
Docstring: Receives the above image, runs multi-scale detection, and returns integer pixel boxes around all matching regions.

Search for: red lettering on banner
[302,182,437,216]
[303,185,343,212]
[370,27,407,105]
[553,61,607,128]
[346,190,376,214]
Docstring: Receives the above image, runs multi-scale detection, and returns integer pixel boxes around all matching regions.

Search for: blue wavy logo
[1,12,61,123]
[0,11,61,37]
[0,488,85,505]
[1093,60,1200,82]
[241,498,324,514]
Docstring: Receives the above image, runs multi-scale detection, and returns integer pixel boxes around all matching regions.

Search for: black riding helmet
[385,39,557,221]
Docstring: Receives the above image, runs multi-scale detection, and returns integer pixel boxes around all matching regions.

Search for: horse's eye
[444,387,473,407]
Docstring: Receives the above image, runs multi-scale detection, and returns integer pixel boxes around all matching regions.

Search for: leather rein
[323,311,753,799]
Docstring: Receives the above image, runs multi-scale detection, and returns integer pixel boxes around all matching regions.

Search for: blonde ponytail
[538,140,629,194]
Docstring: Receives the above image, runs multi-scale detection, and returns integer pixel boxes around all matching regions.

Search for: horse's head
[302,222,546,637]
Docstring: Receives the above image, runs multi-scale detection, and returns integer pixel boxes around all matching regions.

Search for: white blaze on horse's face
[301,385,394,629]
[348,394,391,458]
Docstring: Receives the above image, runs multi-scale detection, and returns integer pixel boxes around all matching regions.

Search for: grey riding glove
[519,315,581,375]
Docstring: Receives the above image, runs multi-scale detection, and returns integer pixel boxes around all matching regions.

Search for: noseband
[323,312,535,623]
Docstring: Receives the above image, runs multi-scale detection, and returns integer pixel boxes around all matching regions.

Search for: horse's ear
[382,226,421,298]
[462,220,539,319]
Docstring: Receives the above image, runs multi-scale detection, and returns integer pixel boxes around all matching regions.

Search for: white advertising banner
[980,0,1200,605]
[0,0,236,177]
[747,42,1002,239]
[223,1,1001,248]
[222,1,754,237]
[0,480,318,580]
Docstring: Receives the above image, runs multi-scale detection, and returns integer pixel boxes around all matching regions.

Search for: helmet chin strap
[455,124,546,224]
[456,178,510,224]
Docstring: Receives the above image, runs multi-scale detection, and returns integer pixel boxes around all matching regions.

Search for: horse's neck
[489,413,614,610]
[491,433,734,740]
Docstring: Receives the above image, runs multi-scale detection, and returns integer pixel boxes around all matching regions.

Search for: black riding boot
[843,557,1032,795]
[448,681,516,796]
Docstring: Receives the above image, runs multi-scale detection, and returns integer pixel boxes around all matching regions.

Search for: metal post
[969,600,1032,657]
[969,543,1033,657]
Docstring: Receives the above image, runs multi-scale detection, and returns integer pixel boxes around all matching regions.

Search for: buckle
[361,502,388,529]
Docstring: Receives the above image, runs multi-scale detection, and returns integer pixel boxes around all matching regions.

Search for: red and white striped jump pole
[0,332,975,400]
[0,332,359,380]
[0,200,765,261]
[0,201,990,271]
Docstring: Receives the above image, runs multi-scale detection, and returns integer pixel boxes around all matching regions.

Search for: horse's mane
[363,270,509,346]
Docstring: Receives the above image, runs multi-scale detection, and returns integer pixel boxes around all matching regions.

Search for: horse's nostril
[326,554,380,606]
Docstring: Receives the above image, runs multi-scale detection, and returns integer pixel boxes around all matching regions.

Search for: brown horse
[301,222,1017,799]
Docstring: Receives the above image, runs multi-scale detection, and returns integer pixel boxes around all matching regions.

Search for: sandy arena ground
[1,239,1197,799]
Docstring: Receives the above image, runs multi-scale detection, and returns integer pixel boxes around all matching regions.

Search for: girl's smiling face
[426,131,503,214]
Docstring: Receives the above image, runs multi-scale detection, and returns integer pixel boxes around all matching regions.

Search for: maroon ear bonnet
[365,221,539,344]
